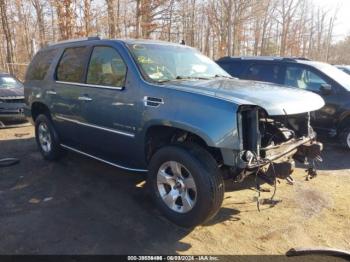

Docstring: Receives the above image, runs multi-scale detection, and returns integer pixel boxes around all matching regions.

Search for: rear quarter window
[25,49,58,81]
[56,46,91,83]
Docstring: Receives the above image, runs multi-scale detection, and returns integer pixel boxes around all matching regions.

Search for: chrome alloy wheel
[157,161,197,213]
[38,122,52,153]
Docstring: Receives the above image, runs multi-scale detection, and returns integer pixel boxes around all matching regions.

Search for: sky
[314,0,350,42]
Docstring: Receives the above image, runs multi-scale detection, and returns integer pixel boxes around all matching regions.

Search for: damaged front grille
[235,105,322,185]
[233,106,323,209]
[239,106,314,159]
[259,113,314,158]
[0,96,25,104]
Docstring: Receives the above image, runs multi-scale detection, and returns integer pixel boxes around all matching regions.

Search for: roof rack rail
[217,56,312,62]
[48,36,101,46]
[294,57,311,61]
[282,57,311,62]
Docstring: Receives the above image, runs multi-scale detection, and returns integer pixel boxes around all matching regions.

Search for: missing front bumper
[231,139,323,183]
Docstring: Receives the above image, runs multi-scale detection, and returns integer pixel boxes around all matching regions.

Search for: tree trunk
[54,0,75,40]
[83,0,92,36]
[31,0,46,47]
[135,0,141,38]
[0,0,15,74]
[227,0,233,56]
[106,0,116,38]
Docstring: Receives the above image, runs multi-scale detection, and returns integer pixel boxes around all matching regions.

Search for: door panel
[50,46,91,146]
[78,46,142,168]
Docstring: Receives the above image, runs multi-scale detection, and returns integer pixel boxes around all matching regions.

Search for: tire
[147,144,224,228]
[339,128,350,150]
[35,114,63,160]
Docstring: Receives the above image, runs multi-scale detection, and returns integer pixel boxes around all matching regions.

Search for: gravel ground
[0,125,349,255]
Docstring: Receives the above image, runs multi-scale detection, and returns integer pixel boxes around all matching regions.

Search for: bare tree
[276,0,302,56]
[31,0,46,47]
[0,0,15,74]
[52,0,75,40]
[83,0,92,36]
[106,0,116,38]
[0,0,347,77]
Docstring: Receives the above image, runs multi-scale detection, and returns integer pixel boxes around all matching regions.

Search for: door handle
[46,90,57,95]
[78,96,93,101]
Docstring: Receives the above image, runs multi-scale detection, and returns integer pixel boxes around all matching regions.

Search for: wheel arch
[143,122,223,165]
[31,102,51,122]
[338,111,350,130]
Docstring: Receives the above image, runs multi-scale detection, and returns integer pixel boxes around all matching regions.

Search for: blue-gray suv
[24,38,324,227]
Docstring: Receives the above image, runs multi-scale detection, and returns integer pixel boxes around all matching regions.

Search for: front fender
[141,90,241,150]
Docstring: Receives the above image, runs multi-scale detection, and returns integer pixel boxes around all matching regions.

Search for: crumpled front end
[229,105,323,183]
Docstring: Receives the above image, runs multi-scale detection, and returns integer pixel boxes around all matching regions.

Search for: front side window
[0,76,22,89]
[56,47,90,83]
[127,43,230,83]
[285,66,327,91]
[87,46,127,87]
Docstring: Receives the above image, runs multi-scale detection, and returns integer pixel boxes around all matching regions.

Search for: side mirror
[320,84,332,95]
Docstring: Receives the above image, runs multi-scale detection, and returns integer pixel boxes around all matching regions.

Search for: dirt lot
[0,125,349,255]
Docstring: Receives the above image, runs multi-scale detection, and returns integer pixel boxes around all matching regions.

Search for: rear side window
[218,61,244,77]
[56,46,90,83]
[243,63,281,84]
[87,46,127,87]
[26,49,58,81]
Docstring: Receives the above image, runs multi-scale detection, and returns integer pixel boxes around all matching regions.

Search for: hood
[0,87,24,98]
[163,78,325,116]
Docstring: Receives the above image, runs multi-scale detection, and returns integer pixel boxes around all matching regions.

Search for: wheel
[147,144,224,227]
[35,114,63,160]
[339,128,350,150]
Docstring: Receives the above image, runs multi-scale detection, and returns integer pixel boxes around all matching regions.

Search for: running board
[60,144,148,173]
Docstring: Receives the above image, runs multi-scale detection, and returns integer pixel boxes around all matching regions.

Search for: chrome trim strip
[60,144,148,172]
[46,90,57,95]
[0,96,25,99]
[78,96,93,101]
[56,81,123,90]
[56,115,135,138]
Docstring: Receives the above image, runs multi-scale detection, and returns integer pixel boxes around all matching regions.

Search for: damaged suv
[24,37,324,227]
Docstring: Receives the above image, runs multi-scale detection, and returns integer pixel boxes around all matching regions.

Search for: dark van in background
[217,57,350,150]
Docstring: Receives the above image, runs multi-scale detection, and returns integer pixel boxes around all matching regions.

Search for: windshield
[127,43,230,83]
[0,76,23,89]
[312,62,350,91]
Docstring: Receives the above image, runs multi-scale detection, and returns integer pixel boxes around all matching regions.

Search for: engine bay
[235,105,322,183]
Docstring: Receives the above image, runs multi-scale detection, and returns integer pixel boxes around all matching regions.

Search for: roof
[121,39,190,47]
[47,36,190,49]
[217,56,310,63]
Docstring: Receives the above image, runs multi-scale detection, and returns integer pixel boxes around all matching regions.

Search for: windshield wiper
[213,74,235,79]
[156,75,212,84]
[175,76,211,80]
